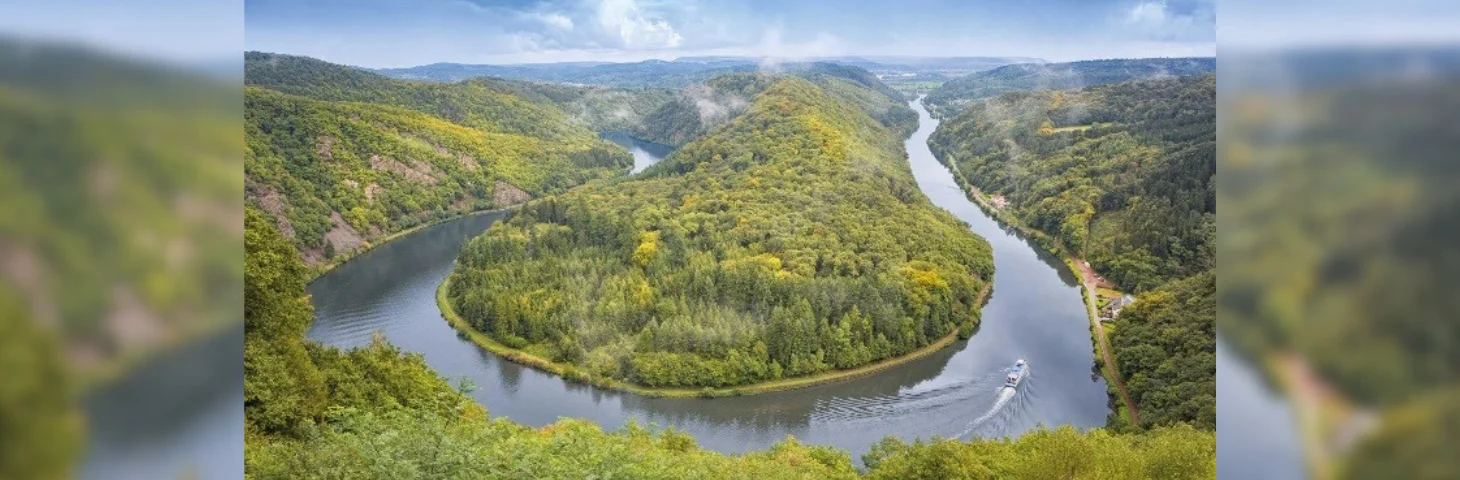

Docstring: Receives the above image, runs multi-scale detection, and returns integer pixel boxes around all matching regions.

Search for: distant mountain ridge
[370,55,1045,87]
[925,57,1215,117]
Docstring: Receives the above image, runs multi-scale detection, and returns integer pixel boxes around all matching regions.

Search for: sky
[244,0,1218,68]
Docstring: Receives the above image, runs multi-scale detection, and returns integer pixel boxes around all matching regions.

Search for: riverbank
[306,207,515,282]
[437,275,992,398]
[931,151,1141,425]
[1263,350,1378,480]
[78,318,238,392]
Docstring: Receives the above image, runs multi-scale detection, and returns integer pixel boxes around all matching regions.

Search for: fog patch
[684,84,749,126]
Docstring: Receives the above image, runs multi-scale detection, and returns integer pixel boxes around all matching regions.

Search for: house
[1099,294,1136,322]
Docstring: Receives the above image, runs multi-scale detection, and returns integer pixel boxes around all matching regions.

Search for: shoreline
[306,207,515,282]
[931,149,1142,425]
[437,275,992,398]
[90,206,524,391]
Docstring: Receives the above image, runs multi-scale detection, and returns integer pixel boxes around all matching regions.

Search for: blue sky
[245,0,1217,67]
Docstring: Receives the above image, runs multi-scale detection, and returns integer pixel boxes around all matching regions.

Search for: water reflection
[1217,337,1305,480]
[601,131,674,173]
[81,325,244,480]
[308,99,1110,463]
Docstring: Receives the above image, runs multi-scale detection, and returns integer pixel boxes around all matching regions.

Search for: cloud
[1123,0,1214,42]
[595,0,683,49]
[1127,1,1168,26]
[531,12,574,31]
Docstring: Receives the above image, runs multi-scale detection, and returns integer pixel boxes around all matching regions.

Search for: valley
[237,52,1218,477]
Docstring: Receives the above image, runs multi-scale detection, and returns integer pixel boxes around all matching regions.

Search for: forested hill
[925,57,1215,117]
[373,58,757,87]
[634,63,914,147]
[929,74,1215,430]
[246,51,605,142]
[447,76,995,390]
[244,52,634,267]
[244,205,1215,477]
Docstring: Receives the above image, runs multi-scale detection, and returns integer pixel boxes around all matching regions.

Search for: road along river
[307,101,1109,461]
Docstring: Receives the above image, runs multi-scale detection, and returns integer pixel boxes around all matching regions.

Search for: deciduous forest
[246,205,1213,479]
[924,57,1215,118]
[244,53,640,267]
[929,74,1216,431]
[447,74,994,389]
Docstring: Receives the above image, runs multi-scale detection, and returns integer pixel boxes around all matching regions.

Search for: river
[306,98,1108,461]
[72,98,1304,478]
[601,131,674,174]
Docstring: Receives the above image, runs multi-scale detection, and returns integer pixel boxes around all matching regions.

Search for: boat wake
[955,364,1030,439]
[958,386,1017,438]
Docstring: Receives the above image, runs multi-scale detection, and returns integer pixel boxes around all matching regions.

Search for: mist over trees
[925,58,1215,118]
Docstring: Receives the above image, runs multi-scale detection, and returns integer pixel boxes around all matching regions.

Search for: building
[1100,294,1136,322]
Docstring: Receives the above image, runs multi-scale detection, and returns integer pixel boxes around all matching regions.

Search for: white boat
[1003,359,1028,389]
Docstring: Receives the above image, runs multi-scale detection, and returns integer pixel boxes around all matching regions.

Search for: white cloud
[1123,0,1213,42]
[1126,1,1168,26]
[532,13,574,31]
[596,0,683,49]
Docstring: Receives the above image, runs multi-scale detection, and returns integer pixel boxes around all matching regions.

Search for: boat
[1003,359,1028,389]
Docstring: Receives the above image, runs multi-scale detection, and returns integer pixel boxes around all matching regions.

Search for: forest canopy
[925,58,1215,118]
[245,202,1212,479]
[244,53,637,267]
[929,75,1216,431]
[447,75,994,390]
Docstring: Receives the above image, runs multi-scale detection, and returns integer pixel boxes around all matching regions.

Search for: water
[601,131,674,173]
[80,324,244,480]
[306,98,1110,462]
[1217,336,1306,479]
[70,98,1288,478]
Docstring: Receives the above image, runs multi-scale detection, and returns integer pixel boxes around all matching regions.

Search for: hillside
[446,75,994,390]
[244,53,636,267]
[247,52,606,142]
[632,72,773,146]
[929,74,1215,430]
[372,56,1042,87]
[0,40,241,384]
[245,165,1214,480]
[483,79,677,132]
[1220,72,1460,407]
[635,63,915,148]
[925,57,1215,117]
[374,59,757,87]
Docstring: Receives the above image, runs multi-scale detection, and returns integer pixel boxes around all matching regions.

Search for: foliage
[634,72,773,146]
[448,76,993,389]
[1109,271,1215,430]
[0,39,241,380]
[925,57,1215,117]
[372,59,760,88]
[1218,75,1460,406]
[249,203,1211,479]
[249,410,865,480]
[930,75,1215,431]
[247,52,595,142]
[862,424,1215,479]
[1343,387,1460,480]
[635,64,914,147]
[245,200,859,479]
[241,58,1215,479]
[0,289,82,480]
[930,74,1215,293]
[244,53,635,265]
[480,78,677,132]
